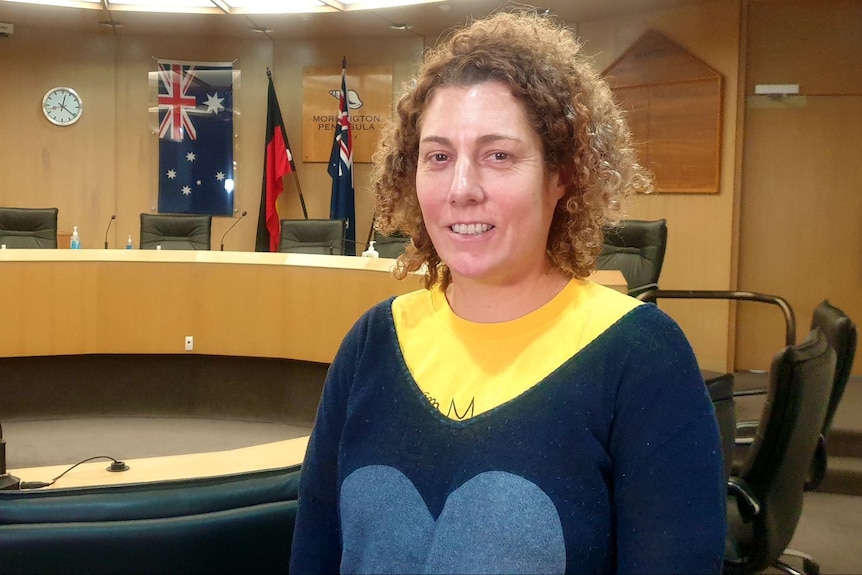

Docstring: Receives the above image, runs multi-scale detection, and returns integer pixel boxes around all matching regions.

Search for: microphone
[104,214,116,249]
[18,455,130,490]
[0,421,21,491]
[0,420,129,491]
[220,210,247,251]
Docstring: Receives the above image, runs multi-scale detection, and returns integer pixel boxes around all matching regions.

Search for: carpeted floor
[3,416,312,469]
[786,491,862,574]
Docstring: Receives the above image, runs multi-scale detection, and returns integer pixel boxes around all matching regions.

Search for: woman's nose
[447,157,483,205]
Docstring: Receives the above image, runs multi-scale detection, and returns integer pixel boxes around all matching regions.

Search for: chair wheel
[803,558,820,575]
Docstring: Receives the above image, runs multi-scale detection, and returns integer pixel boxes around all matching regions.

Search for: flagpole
[329,56,357,254]
[293,172,308,219]
[365,214,376,249]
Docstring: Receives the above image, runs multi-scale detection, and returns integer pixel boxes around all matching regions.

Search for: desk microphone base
[0,473,21,490]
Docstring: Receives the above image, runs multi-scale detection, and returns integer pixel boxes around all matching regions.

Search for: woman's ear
[554,161,573,185]
[549,168,569,203]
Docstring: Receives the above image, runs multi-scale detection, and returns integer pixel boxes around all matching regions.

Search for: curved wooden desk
[9,437,311,490]
[0,250,626,363]
[2,251,625,487]
[0,250,421,363]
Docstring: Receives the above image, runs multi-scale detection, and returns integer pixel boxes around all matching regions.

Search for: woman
[291,10,726,574]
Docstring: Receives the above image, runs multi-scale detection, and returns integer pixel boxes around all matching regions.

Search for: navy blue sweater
[290,300,726,574]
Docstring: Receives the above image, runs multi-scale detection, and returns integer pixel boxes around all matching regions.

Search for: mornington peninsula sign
[302,65,392,163]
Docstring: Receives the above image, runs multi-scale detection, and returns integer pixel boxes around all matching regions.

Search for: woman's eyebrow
[419,134,520,146]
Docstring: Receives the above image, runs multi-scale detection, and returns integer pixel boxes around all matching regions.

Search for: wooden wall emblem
[603,30,723,194]
[302,65,392,163]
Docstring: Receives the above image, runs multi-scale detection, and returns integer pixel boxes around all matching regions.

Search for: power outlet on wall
[184,336,194,351]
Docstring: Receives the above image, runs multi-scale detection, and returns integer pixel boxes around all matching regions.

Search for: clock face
[42,87,83,126]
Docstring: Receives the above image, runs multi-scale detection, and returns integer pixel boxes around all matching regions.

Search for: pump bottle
[70,226,81,249]
[361,240,379,258]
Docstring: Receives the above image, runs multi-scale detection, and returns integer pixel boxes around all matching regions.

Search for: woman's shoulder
[578,280,642,317]
[351,296,399,332]
[576,285,695,368]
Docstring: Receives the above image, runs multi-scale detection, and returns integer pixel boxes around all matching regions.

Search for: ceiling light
[1,0,445,13]
[2,0,101,8]
[222,0,332,13]
[338,0,443,10]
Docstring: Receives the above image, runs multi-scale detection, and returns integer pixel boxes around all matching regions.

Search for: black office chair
[278,219,346,255]
[597,219,667,298]
[140,213,212,250]
[787,301,856,491]
[727,299,855,491]
[372,230,411,259]
[804,300,857,489]
[707,371,737,481]
[724,327,835,575]
[0,207,59,249]
[637,289,796,480]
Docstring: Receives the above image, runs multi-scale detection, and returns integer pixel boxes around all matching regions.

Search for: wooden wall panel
[0,29,116,242]
[746,0,862,96]
[581,1,741,372]
[737,96,862,369]
[271,37,423,245]
[739,0,862,374]
[0,27,423,256]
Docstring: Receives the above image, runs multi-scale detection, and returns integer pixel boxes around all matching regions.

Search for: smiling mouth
[450,223,493,235]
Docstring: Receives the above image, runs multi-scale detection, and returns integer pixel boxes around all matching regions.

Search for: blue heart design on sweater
[339,465,566,574]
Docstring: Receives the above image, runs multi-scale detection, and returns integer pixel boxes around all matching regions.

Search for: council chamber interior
[0,1,860,573]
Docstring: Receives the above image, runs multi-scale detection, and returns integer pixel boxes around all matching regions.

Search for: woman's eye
[433,153,449,162]
[492,152,510,161]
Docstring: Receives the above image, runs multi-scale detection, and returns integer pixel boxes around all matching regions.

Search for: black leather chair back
[597,219,667,298]
[0,207,59,249]
[705,371,736,480]
[140,213,212,250]
[279,219,346,255]
[805,299,857,490]
[373,230,410,259]
[726,328,835,574]
[0,466,300,574]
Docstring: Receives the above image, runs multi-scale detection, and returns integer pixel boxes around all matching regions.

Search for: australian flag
[157,60,234,216]
[328,58,356,255]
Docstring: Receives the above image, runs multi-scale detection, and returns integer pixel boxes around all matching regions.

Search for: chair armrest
[627,282,659,299]
[805,436,827,491]
[636,289,796,346]
[734,388,768,397]
[736,421,758,433]
[728,475,761,521]
[734,420,759,446]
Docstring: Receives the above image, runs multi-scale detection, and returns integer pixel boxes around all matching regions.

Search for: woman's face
[416,81,565,288]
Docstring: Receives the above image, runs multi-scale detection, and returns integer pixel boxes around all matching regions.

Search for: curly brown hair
[371,9,652,289]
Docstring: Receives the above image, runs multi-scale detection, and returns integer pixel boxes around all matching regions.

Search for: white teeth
[451,223,492,235]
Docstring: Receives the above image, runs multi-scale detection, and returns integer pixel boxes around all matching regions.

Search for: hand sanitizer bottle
[126,235,133,249]
[70,226,81,249]
[361,240,379,258]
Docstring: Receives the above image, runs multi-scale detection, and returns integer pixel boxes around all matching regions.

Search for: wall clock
[42,87,83,126]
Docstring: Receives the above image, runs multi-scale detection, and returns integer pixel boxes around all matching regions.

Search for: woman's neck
[445,269,571,323]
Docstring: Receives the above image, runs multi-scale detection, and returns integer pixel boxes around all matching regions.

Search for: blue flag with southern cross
[157,60,234,216]
[328,58,356,255]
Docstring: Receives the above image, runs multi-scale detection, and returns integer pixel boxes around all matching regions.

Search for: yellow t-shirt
[391,279,641,420]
